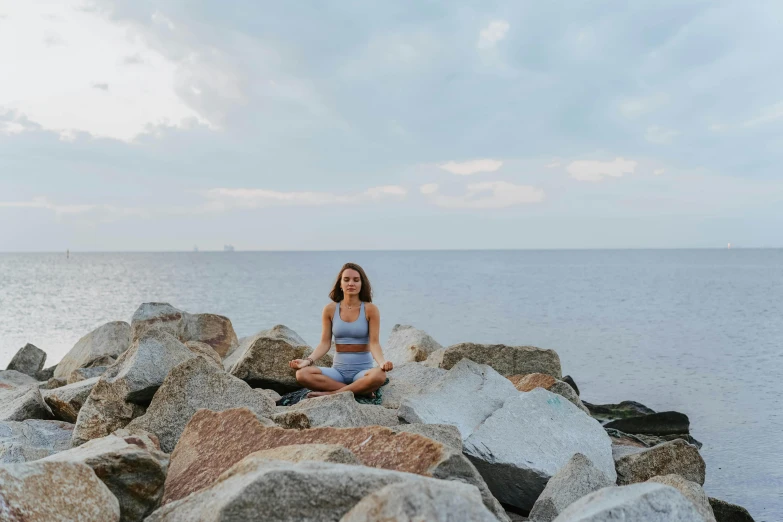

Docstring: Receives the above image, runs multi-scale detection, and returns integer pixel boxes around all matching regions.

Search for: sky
[1,0,782,251]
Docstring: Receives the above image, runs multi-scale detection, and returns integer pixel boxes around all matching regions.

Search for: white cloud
[201,185,407,210]
[438,159,503,176]
[429,181,544,209]
[419,183,439,194]
[742,101,783,127]
[545,161,561,168]
[654,169,666,175]
[477,20,510,49]
[645,125,680,144]
[567,157,637,182]
[365,185,407,198]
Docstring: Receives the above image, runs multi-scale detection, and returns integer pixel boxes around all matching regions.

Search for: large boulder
[528,453,614,522]
[223,325,332,393]
[380,361,447,409]
[390,423,463,453]
[341,479,498,522]
[6,343,46,377]
[648,475,716,522]
[614,438,706,485]
[510,373,589,413]
[42,430,168,522]
[708,497,755,522]
[0,385,53,421]
[68,366,109,384]
[465,388,615,511]
[0,460,120,521]
[162,408,508,521]
[398,359,517,439]
[582,400,655,422]
[0,419,74,462]
[184,341,222,368]
[54,321,131,380]
[604,411,690,436]
[71,329,197,446]
[35,364,58,382]
[150,459,494,522]
[0,369,38,389]
[182,314,238,358]
[552,482,704,522]
[131,302,187,340]
[271,392,399,429]
[125,357,276,452]
[384,324,443,365]
[43,377,100,423]
[440,342,562,378]
[246,443,361,465]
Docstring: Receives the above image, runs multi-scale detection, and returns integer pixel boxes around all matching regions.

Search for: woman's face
[340,268,362,297]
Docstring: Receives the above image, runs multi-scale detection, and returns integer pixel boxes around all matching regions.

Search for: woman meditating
[289,262,393,398]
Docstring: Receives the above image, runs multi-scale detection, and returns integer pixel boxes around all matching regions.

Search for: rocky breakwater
[0,313,755,521]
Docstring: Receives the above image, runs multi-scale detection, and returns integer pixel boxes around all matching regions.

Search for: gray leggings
[318,351,374,384]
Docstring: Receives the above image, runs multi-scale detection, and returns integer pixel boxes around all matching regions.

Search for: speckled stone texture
[6,343,46,377]
[379,361,446,409]
[614,438,706,485]
[440,342,562,378]
[54,321,131,380]
[271,392,399,429]
[43,377,100,423]
[384,324,443,365]
[0,419,74,463]
[0,385,53,422]
[648,474,716,522]
[182,314,238,358]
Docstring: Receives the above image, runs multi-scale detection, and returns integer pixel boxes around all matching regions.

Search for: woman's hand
[289,359,311,370]
[380,360,394,372]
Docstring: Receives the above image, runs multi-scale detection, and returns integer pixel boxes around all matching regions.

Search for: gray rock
[223,324,332,393]
[35,364,57,382]
[398,359,517,440]
[184,341,223,368]
[0,419,74,462]
[422,348,445,368]
[54,321,131,380]
[340,479,498,522]
[272,392,399,429]
[0,368,38,389]
[552,482,704,522]
[561,375,579,396]
[0,460,120,521]
[604,411,690,436]
[6,343,47,377]
[648,475,716,522]
[549,381,590,414]
[39,377,68,390]
[246,443,361,465]
[72,329,197,446]
[464,388,616,511]
[390,423,463,453]
[528,453,614,522]
[708,497,755,522]
[43,430,169,522]
[380,361,447,409]
[0,385,53,421]
[148,458,495,522]
[384,324,443,365]
[440,342,562,378]
[614,438,706,485]
[68,365,109,384]
[131,302,187,340]
[582,400,655,422]
[256,388,281,403]
[43,377,100,423]
[182,313,238,358]
[126,357,275,452]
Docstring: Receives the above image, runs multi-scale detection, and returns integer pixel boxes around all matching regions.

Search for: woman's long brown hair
[329,262,373,303]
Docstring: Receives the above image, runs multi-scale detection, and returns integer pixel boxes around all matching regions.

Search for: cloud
[545,161,561,168]
[654,169,666,175]
[742,101,783,127]
[429,181,544,209]
[438,159,503,176]
[122,54,144,65]
[567,157,637,182]
[0,197,147,221]
[477,20,510,49]
[92,82,109,91]
[618,93,669,118]
[200,185,407,211]
[645,125,680,144]
[419,183,439,194]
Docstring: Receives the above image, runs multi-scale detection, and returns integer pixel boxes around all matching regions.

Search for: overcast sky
[2,0,782,251]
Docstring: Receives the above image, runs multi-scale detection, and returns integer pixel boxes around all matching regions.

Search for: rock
[256,388,281,403]
[182,314,238,358]
[465,388,615,511]
[552,482,704,522]
[162,408,508,521]
[607,427,702,450]
[39,377,68,390]
[390,423,463,453]
[398,359,517,439]
[341,479,498,522]
[42,430,169,522]
[184,341,222,368]
[384,324,443,365]
[54,321,131,380]
[0,385,53,421]
[68,366,109,384]
[71,329,196,446]
[582,400,655,422]
[35,364,57,382]
[614,438,706,485]
[604,411,690,436]
[125,357,276,452]
[648,475,716,522]
[440,342,562,378]
[0,419,74,462]
[708,497,755,522]
[0,369,38,389]
[43,377,100,423]
[422,347,445,368]
[380,361,447,409]
[271,392,398,429]
[0,460,120,521]
[561,375,579,395]
[549,381,590,414]
[6,342,47,377]
[131,302,187,340]
[528,453,614,522]
[151,459,495,522]
[245,443,361,465]
[223,325,332,393]
[510,373,556,391]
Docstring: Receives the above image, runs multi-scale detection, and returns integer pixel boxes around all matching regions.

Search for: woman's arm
[289,304,333,369]
[366,303,393,371]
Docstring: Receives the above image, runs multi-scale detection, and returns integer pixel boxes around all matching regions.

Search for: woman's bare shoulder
[364,302,379,316]
[323,302,337,315]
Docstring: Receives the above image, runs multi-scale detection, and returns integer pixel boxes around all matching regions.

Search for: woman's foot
[306,390,337,398]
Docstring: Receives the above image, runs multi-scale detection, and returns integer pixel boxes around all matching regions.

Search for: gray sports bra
[332,302,370,344]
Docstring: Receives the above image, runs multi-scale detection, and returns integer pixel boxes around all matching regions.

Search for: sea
[0,250,780,520]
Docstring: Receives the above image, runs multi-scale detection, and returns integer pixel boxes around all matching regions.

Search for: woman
[289,262,393,398]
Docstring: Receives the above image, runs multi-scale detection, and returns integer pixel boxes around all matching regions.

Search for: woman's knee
[296,367,316,383]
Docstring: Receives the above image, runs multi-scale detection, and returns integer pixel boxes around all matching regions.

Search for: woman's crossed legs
[295,366,387,398]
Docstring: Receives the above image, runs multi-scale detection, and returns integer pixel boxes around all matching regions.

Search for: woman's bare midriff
[336,344,369,353]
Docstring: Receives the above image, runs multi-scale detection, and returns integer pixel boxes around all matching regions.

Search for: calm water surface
[0,250,780,520]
